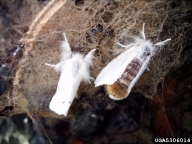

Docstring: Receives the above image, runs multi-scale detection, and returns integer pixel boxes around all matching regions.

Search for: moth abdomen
[117,58,142,88]
[106,58,143,100]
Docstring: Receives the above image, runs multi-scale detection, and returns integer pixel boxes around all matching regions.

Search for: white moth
[45,33,95,116]
[95,23,171,100]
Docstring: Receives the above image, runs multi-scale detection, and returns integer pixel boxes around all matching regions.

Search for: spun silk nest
[0,0,191,117]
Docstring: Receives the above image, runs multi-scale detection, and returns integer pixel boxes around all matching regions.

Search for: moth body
[45,33,95,115]
[95,23,171,100]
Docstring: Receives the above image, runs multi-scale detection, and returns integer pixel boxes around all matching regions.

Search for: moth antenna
[61,33,71,61]
[154,38,171,46]
[141,23,146,40]
[63,32,68,43]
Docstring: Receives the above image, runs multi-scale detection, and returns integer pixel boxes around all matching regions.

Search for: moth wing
[49,93,64,115]
[95,45,139,86]
[80,49,96,83]
[49,60,81,116]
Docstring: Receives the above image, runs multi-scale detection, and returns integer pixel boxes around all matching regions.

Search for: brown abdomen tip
[107,82,128,99]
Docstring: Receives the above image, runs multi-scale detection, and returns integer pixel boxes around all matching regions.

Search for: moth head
[136,44,151,62]
[141,46,151,58]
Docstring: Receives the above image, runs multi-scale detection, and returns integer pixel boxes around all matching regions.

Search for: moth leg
[154,38,171,46]
[141,23,146,40]
[90,76,94,81]
[117,42,135,49]
[117,42,128,47]
[45,63,62,72]
[45,63,56,67]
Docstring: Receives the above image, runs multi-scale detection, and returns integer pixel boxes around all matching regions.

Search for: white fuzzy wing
[95,45,139,86]
[49,60,81,116]
[80,49,96,83]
